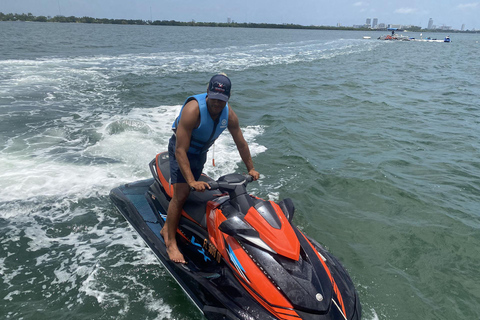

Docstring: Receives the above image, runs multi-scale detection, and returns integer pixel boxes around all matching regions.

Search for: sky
[1,0,479,30]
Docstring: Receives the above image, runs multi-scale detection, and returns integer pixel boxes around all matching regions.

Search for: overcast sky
[1,0,479,30]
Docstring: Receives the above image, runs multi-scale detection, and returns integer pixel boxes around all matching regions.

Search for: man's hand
[248,169,260,181]
[189,180,211,192]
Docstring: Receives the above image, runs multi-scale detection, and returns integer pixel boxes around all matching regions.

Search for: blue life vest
[172,93,229,154]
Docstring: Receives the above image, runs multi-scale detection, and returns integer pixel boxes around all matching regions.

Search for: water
[1,21,480,319]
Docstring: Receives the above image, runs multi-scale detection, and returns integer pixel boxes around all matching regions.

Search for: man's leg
[160,182,190,264]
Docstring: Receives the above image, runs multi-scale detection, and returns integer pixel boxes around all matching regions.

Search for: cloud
[353,2,367,7]
[457,2,479,9]
[394,7,418,14]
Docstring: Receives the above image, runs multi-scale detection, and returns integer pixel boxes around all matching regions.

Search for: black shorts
[168,135,207,184]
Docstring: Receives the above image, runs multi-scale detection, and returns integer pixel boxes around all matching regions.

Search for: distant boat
[363,36,371,39]
[378,34,410,41]
[378,34,451,42]
[411,36,451,43]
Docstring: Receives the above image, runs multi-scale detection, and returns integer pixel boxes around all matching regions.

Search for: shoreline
[1,12,478,33]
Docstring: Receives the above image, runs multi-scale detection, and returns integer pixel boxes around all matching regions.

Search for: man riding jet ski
[110,151,362,319]
[162,73,259,264]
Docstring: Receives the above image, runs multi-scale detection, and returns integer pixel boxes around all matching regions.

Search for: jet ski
[110,151,362,320]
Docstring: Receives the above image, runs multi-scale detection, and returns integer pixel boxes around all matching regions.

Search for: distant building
[461,24,465,31]
[378,23,386,29]
[372,18,378,28]
[366,18,371,28]
[337,23,341,27]
[389,24,403,29]
[227,17,231,23]
[428,18,433,29]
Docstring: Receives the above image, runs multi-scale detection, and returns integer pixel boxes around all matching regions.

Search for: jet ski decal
[158,212,167,221]
[227,243,249,282]
[202,239,222,263]
[191,236,211,262]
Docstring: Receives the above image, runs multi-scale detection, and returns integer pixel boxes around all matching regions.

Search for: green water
[1,21,480,319]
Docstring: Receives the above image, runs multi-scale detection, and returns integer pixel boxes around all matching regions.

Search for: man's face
[207,97,227,116]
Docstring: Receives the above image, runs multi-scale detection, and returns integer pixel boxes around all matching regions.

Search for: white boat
[412,36,451,42]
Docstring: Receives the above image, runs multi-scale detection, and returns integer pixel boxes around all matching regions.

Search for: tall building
[366,18,371,27]
[372,18,378,28]
[462,24,465,31]
[428,18,433,29]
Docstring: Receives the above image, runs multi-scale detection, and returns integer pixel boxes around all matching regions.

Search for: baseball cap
[207,74,231,102]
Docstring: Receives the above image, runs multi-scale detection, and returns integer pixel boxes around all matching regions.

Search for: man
[160,74,260,264]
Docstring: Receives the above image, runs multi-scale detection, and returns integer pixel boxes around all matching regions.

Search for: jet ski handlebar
[191,174,254,193]
[208,174,253,190]
[206,173,256,211]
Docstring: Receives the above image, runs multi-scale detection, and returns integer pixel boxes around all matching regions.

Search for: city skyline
[357,16,461,31]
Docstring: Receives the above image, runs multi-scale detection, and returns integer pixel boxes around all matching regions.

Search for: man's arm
[175,100,210,190]
[228,107,260,180]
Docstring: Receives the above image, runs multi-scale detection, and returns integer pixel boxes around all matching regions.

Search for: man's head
[207,74,231,102]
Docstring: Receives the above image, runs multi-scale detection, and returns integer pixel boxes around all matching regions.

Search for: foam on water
[0,188,173,315]
[0,156,121,203]
[0,38,378,93]
[0,103,266,204]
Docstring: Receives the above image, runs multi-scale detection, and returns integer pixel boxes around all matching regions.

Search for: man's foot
[166,245,186,264]
[160,227,186,264]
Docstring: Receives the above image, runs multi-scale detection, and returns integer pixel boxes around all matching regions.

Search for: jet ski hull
[110,152,361,319]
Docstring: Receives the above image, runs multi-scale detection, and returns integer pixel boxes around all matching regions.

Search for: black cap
[208,74,231,102]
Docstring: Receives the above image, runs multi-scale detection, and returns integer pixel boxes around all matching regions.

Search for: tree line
[0,12,377,31]
[0,12,145,24]
[2,12,475,33]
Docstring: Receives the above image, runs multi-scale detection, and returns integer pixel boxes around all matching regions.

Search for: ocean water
[1,21,480,320]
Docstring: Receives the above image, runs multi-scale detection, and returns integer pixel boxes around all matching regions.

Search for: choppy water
[1,21,480,320]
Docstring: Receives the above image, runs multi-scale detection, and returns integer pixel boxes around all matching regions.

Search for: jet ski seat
[149,152,220,228]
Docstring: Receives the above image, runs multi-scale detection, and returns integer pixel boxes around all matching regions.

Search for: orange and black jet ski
[110,152,362,320]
